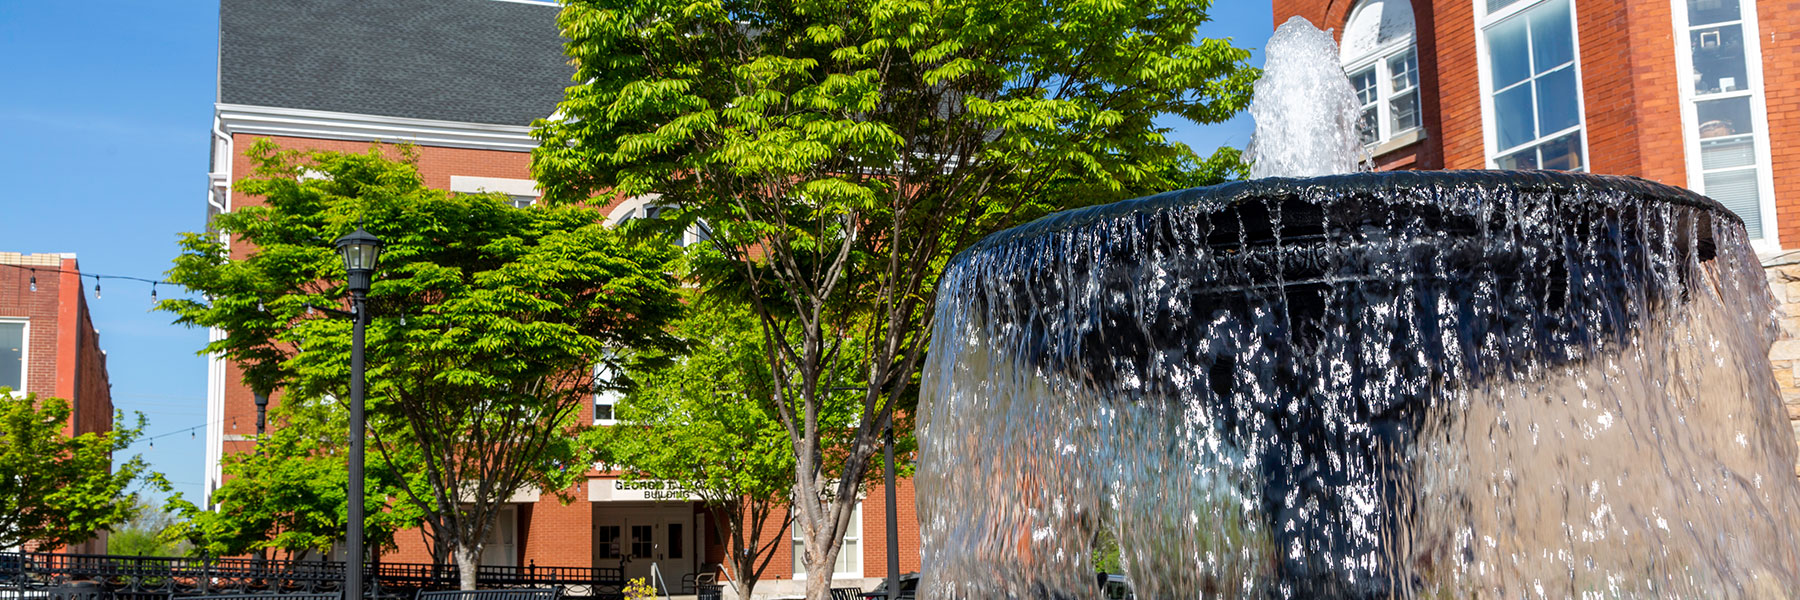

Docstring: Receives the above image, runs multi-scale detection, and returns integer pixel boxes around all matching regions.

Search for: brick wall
[0,253,64,398]
[1762,0,1800,247]
[1620,0,1686,186]
[0,253,113,553]
[0,253,110,436]
[520,488,592,568]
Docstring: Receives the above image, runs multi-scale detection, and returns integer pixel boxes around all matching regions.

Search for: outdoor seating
[413,588,560,600]
[829,589,862,600]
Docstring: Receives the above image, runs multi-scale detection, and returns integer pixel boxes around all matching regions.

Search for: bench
[829,589,863,600]
[414,589,559,600]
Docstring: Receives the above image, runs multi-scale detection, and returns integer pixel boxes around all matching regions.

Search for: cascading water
[915,16,1800,600]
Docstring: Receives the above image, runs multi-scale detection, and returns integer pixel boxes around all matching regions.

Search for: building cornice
[215,103,541,153]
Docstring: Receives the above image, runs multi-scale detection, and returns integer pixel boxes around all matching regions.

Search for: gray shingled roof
[220,0,573,126]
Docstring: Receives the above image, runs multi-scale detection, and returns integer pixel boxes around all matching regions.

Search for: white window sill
[1368,128,1428,157]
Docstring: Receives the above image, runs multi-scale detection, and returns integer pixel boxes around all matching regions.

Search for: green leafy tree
[163,142,684,587]
[0,391,154,551]
[107,500,192,557]
[593,293,863,600]
[162,398,420,560]
[533,1,1256,596]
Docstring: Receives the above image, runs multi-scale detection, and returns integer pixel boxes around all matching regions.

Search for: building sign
[588,478,699,502]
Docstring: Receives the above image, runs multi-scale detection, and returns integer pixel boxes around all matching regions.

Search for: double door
[595,505,698,589]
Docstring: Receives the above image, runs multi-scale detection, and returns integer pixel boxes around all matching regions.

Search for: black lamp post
[254,391,269,437]
[333,226,382,600]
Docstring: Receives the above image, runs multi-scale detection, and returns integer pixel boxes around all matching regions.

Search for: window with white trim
[1341,0,1422,147]
[449,176,540,209]
[1481,0,1586,171]
[0,320,24,393]
[608,196,712,247]
[1675,0,1774,240]
[792,502,862,579]
[593,358,622,425]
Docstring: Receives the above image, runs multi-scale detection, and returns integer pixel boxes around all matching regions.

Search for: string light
[0,263,176,300]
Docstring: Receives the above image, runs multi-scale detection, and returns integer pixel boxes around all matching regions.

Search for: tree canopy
[533,0,1256,596]
[593,292,868,600]
[0,391,154,550]
[163,141,685,586]
[163,398,420,559]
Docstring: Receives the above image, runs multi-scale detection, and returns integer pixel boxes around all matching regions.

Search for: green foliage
[0,391,155,550]
[162,141,684,569]
[592,294,867,597]
[597,295,805,505]
[162,400,420,558]
[107,500,191,557]
[534,0,1256,593]
[1092,527,1123,574]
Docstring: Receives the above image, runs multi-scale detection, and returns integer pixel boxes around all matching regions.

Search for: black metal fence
[0,553,625,600]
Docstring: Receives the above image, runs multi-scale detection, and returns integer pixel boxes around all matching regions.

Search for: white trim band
[215,104,541,152]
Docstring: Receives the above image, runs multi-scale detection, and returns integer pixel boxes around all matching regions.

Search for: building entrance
[593,503,700,591]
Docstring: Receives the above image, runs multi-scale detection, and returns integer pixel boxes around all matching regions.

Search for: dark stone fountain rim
[957,170,1738,259]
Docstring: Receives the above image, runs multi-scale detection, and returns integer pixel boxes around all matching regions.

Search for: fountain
[915,17,1800,599]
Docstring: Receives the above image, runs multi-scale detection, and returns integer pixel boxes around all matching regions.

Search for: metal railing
[0,553,625,600]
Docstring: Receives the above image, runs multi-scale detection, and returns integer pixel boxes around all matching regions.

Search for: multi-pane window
[615,203,711,247]
[630,525,654,558]
[597,525,622,559]
[1485,0,1585,171]
[1678,0,1770,239]
[0,321,23,393]
[1340,0,1422,147]
[1350,68,1381,145]
[792,503,862,578]
[593,359,621,425]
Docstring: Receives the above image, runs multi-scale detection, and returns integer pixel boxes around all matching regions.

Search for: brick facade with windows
[207,2,919,595]
[0,251,116,554]
[1275,0,1800,468]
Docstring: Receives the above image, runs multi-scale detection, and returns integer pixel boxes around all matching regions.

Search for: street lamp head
[333,226,384,293]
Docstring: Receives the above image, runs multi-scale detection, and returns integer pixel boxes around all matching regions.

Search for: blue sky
[0,1,1270,506]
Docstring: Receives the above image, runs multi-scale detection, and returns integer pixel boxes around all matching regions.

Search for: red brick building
[1273,0,1800,463]
[204,1,918,595]
[0,252,116,554]
[1275,0,1793,248]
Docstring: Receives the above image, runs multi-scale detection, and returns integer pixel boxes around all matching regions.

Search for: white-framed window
[1673,0,1777,244]
[607,195,713,247]
[449,176,540,209]
[1476,0,1588,171]
[792,502,863,579]
[0,319,25,394]
[1340,0,1423,147]
[593,359,622,426]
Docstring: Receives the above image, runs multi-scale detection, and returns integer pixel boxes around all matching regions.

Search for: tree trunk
[453,542,481,591]
[803,553,836,600]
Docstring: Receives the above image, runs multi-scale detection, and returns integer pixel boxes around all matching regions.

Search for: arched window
[606,194,712,247]
[1341,0,1422,147]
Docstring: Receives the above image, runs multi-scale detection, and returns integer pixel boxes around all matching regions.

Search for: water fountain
[915,17,1800,599]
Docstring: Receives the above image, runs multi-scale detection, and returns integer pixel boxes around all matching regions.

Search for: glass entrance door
[594,505,698,591]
